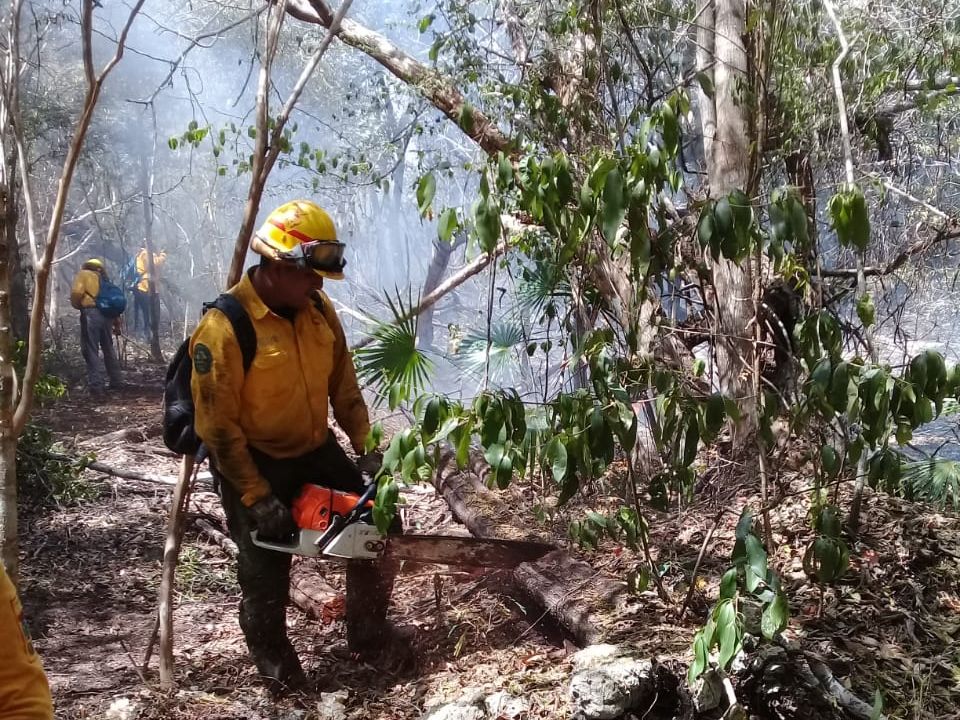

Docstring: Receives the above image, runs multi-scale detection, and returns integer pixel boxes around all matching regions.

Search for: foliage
[12,345,92,507]
[689,509,789,683]
[901,458,960,510]
[356,292,434,409]
[17,425,98,508]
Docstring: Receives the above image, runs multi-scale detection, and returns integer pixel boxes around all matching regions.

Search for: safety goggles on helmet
[277,239,347,273]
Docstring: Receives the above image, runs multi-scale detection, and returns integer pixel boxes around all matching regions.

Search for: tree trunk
[417,235,464,349]
[140,139,162,362]
[706,0,756,445]
[4,178,27,341]
[0,183,17,578]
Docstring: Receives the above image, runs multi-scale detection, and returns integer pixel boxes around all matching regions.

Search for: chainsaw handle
[345,482,377,522]
[314,483,377,551]
[250,530,302,554]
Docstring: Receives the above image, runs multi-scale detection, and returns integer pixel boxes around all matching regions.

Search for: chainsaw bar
[383,534,554,569]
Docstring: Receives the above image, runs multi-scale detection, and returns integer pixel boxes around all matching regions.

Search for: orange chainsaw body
[291,484,374,532]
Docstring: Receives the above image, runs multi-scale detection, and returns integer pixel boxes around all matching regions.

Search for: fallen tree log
[431,448,631,646]
[290,559,344,625]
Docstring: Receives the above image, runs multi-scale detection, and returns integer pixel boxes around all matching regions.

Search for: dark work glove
[248,494,297,540]
[356,451,384,479]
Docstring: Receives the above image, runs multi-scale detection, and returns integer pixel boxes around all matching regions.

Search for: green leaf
[703,393,726,441]
[869,690,884,720]
[789,197,809,248]
[437,208,459,242]
[601,168,627,245]
[544,436,568,485]
[459,101,475,134]
[423,397,442,436]
[688,631,709,683]
[744,534,767,593]
[497,153,513,191]
[735,508,754,541]
[857,294,876,328]
[695,71,714,98]
[760,591,788,640]
[681,415,700,467]
[821,445,839,476]
[719,567,738,599]
[660,101,679,153]
[373,476,399,534]
[716,599,741,669]
[418,13,435,32]
[417,172,437,217]
[697,207,716,249]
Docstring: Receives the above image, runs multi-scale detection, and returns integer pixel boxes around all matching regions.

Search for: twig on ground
[678,507,732,621]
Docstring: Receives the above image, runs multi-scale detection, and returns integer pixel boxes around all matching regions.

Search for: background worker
[69,258,123,399]
[0,563,54,720]
[132,247,166,337]
[189,200,394,694]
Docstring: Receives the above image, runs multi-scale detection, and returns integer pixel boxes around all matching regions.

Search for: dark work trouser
[132,289,151,334]
[214,436,400,683]
[79,307,121,391]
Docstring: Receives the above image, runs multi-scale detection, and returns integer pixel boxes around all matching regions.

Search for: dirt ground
[15,338,960,719]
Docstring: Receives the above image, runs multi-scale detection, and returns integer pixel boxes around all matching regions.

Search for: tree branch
[351,237,510,351]
[281,0,513,157]
[14,0,147,436]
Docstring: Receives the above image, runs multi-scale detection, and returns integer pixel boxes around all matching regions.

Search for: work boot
[249,639,307,696]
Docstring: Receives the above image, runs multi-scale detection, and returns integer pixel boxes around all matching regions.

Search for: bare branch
[281,0,512,157]
[228,0,355,286]
[14,0,147,435]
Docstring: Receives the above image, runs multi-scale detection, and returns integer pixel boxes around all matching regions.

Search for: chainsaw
[251,482,554,569]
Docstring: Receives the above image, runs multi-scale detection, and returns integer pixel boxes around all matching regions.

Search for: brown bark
[140,138,163,362]
[705,0,756,445]
[0,183,16,577]
[290,560,344,624]
[159,455,194,688]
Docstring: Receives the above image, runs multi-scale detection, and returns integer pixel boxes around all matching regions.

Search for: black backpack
[162,294,257,455]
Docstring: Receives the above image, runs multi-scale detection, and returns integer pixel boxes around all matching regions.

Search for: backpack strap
[204,294,257,372]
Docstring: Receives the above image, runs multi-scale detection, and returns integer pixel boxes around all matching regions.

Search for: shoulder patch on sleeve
[193,343,213,374]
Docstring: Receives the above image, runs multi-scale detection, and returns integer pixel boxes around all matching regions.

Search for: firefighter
[132,248,167,337]
[0,563,54,719]
[189,200,394,694]
[69,258,123,399]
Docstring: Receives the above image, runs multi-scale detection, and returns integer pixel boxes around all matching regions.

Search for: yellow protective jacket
[0,565,54,720]
[69,268,101,309]
[135,249,166,293]
[190,271,370,507]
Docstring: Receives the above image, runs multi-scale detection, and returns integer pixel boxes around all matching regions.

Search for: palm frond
[902,457,960,510]
[356,291,434,408]
[457,319,527,383]
[516,259,571,318]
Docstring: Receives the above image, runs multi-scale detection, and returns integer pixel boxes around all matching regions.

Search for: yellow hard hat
[252,200,346,280]
[83,258,104,271]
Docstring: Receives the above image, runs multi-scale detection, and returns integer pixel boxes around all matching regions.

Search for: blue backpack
[96,278,127,319]
[121,257,142,291]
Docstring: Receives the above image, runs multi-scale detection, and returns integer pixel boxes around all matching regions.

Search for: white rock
[316,690,349,720]
[484,691,528,719]
[569,644,655,720]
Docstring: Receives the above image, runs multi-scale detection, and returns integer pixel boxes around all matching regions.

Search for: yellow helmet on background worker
[82,258,104,271]
[251,200,346,280]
